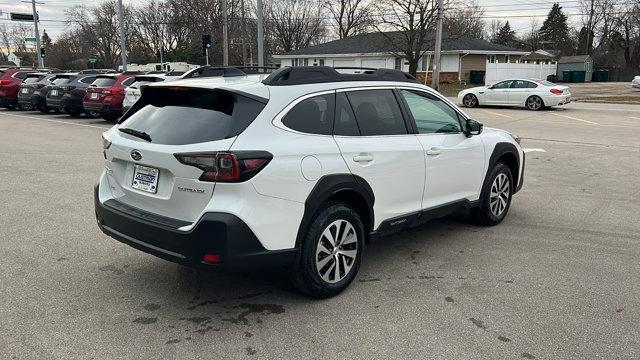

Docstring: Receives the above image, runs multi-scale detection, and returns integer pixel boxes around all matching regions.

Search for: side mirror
[465,119,483,137]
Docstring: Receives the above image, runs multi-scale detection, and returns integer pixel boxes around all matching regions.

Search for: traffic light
[40,47,46,59]
[202,34,212,50]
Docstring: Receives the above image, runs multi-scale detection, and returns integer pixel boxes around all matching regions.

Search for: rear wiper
[118,127,152,142]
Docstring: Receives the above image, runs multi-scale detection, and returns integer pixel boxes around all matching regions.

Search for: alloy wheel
[463,94,477,107]
[490,173,510,217]
[527,96,542,110]
[315,219,358,284]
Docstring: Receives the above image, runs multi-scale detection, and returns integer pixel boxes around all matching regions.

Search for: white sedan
[632,76,640,89]
[458,79,571,111]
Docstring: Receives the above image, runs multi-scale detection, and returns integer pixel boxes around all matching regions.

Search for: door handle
[426,147,442,156]
[353,154,374,163]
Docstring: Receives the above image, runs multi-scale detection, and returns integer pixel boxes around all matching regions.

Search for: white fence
[485,62,557,85]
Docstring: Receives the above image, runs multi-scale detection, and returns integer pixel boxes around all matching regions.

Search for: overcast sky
[0,0,586,41]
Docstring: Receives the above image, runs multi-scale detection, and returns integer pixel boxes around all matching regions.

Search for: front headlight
[509,133,521,144]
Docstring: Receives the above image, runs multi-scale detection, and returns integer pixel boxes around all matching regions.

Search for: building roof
[558,55,592,64]
[277,32,526,57]
[521,50,556,61]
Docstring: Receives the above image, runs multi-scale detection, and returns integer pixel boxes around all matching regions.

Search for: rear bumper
[46,97,63,108]
[0,95,18,106]
[544,95,571,106]
[94,184,296,271]
[84,102,123,117]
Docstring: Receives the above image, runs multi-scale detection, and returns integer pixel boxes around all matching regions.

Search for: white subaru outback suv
[95,67,524,298]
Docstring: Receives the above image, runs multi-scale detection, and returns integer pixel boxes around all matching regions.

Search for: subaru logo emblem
[130,150,142,161]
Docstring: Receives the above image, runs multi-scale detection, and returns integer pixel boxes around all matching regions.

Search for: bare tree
[326,0,372,39]
[488,20,503,43]
[443,0,485,40]
[269,0,327,53]
[376,0,441,76]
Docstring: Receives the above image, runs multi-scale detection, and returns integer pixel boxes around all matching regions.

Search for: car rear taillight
[0,79,11,86]
[103,88,121,95]
[174,151,272,183]
[550,88,563,95]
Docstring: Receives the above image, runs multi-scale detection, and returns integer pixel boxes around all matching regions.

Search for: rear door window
[119,88,266,145]
[282,94,334,135]
[122,77,135,86]
[92,78,116,87]
[345,89,407,136]
[334,92,360,136]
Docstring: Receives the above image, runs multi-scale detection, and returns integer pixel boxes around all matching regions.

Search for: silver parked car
[632,76,640,89]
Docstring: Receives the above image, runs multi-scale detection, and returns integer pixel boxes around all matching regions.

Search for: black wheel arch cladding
[484,142,520,200]
[295,174,375,251]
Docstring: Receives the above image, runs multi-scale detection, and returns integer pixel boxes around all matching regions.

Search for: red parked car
[0,67,38,109]
[83,73,137,121]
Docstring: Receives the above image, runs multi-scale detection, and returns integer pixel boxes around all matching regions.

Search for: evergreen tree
[539,3,574,54]
[493,21,518,47]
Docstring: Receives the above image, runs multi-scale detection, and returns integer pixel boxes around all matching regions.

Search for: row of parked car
[0,65,266,121]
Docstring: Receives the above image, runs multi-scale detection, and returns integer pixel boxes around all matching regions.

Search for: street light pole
[430,0,444,90]
[117,0,127,71]
[256,0,264,67]
[31,0,43,68]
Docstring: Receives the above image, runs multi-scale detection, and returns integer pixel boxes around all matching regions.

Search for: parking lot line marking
[480,109,513,119]
[550,112,600,126]
[0,112,111,130]
[523,148,546,153]
[625,116,640,121]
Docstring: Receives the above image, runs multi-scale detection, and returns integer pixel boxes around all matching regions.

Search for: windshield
[92,78,116,87]
[23,76,42,84]
[52,77,71,85]
[119,88,266,145]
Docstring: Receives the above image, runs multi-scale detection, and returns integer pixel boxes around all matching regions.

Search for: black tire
[38,106,50,114]
[291,202,365,298]
[53,108,62,114]
[463,93,479,108]
[20,104,33,111]
[4,104,17,110]
[471,162,514,226]
[525,95,544,111]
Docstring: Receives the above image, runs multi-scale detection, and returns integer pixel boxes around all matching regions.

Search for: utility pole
[430,0,443,90]
[256,0,264,67]
[222,0,229,66]
[117,0,127,71]
[30,0,43,68]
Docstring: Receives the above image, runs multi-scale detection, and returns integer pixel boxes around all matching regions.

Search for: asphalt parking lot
[1,101,639,359]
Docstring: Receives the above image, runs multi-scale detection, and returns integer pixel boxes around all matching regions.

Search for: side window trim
[396,86,467,134]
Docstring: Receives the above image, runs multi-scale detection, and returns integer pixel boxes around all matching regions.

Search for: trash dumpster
[562,70,573,82]
[592,70,609,82]
[469,70,485,84]
[573,71,586,83]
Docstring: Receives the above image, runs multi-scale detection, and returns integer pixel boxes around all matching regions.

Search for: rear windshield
[92,78,116,87]
[119,88,266,145]
[52,77,71,85]
[23,76,43,84]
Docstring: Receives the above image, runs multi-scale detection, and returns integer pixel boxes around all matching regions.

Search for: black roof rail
[262,66,419,86]
[182,66,247,79]
[233,65,279,74]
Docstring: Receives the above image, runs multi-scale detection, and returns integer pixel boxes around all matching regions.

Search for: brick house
[273,32,528,84]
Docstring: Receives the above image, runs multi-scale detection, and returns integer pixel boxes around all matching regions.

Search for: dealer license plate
[90,92,98,99]
[50,89,58,96]
[21,88,28,94]
[132,165,159,193]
